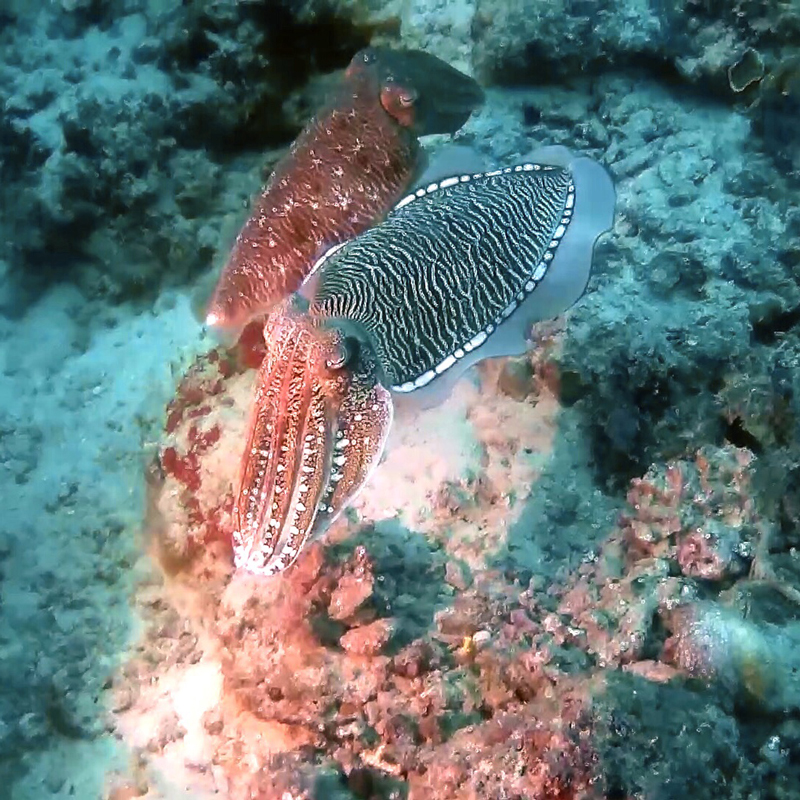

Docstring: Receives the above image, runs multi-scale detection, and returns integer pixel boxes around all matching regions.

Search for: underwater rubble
[116,329,800,799]
[1,1,800,799]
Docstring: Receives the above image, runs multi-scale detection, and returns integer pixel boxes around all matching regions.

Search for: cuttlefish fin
[408,144,489,195]
[510,146,615,323]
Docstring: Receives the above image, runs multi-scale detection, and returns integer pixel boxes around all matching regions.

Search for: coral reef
[0,0,371,311]
[542,77,800,492]
[111,355,800,798]
[469,0,800,96]
[3,0,799,312]
[3,0,800,798]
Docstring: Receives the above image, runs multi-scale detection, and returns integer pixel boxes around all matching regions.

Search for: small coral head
[232,310,392,576]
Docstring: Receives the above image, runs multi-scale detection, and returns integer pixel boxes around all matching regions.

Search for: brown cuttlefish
[233,146,616,576]
[205,47,485,332]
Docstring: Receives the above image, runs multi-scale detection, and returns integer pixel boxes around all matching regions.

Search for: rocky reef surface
[1,1,800,799]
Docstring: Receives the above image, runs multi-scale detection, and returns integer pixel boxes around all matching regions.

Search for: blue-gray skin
[233,145,615,577]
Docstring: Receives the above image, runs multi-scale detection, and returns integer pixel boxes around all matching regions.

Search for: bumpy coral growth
[117,333,800,798]
[622,446,758,582]
[112,334,622,799]
[549,443,800,723]
[550,447,761,672]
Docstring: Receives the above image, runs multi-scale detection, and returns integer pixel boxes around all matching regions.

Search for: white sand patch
[171,661,223,763]
[0,284,210,800]
[355,378,484,529]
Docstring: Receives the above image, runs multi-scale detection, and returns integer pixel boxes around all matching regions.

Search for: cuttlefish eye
[380,78,418,127]
[384,75,415,106]
[323,334,357,373]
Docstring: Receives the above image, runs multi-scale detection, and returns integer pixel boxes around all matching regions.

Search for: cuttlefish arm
[233,309,392,576]
[233,146,615,577]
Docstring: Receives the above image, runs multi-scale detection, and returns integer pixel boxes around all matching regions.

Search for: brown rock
[105,775,148,800]
[445,560,472,591]
[392,641,432,678]
[329,570,374,621]
[623,659,680,683]
[497,358,535,400]
[340,618,395,656]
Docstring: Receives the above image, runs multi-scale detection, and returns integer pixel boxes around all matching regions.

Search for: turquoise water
[1,2,800,799]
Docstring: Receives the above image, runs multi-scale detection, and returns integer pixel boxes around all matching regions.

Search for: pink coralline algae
[550,444,800,718]
[621,446,758,583]
[551,446,764,672]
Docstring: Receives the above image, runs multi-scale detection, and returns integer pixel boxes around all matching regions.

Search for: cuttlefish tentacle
[316,352,393,526]
[233,312,322,573]
[233,309,392,576]
[205,47,483,333]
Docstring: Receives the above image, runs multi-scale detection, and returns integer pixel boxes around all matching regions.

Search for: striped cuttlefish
[212,49,616,577]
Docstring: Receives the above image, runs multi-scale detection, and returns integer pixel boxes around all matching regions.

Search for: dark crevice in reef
[755,93,800,173]
[625,54,746,109]
[588,431,648,494]
[479,34,752,116]
[482,44,703,96]
[777,468,800,548]
[751,305,800,345]
[614,53,696,92]
[234,5,375,151]
[577,374,697,493]
[261,5,375,83]
[724,416,764,455]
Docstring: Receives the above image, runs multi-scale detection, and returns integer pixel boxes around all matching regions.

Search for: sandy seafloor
[3,2,800,799]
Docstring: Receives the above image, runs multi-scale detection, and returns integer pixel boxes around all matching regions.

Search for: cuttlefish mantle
[205,47,484,334]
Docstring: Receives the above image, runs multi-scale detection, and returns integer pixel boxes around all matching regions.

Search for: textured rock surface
[0,1,370,311]
[470,0,800,90]
[116,363,800,798]
[3,0,800,798]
